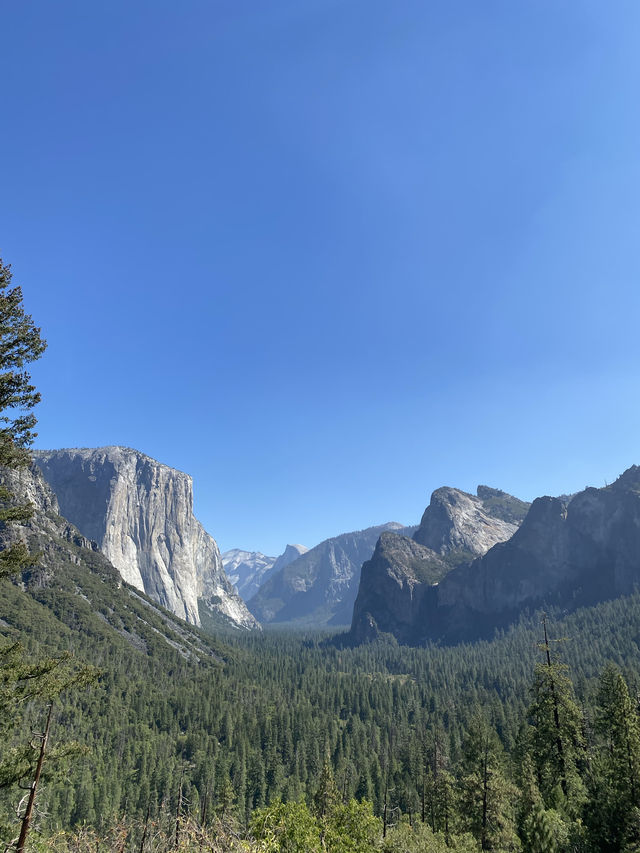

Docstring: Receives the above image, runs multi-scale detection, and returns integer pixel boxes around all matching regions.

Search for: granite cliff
[33,447,258,630]
[249,523,410,626]
[413,485,528,560]
[0,462,223,661]
[351,469,640,645]
[351,484,528,643]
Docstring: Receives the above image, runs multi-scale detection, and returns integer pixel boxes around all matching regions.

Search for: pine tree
[0,259,46,578]
[517,755,565,853]
[0,260,95,848]
[526,620,587,820]
[421,722,454,840]
[586,664,640,851]
[457,715,520,851]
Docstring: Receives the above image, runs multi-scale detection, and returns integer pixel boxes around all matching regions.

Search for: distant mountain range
[222,544,308,601]
[248,522,415,626]
[28,447,640,647]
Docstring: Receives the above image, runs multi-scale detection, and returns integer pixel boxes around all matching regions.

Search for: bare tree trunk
[382,782,388,839]
[543,616,568,797]
[481,736,489,851]
[16,704,53,853]
[139,803,151,853]
[175,765,185,849]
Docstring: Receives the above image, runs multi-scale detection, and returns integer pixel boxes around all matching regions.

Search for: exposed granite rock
[350,533,448,644]
[249,523,408,626]
[413,487,520,559]
[271,544,308,573]
[351,467,640,645]
[222,549,276,601]
[0,462,118,587]
[0,463,226,662]
[33,447,258,630]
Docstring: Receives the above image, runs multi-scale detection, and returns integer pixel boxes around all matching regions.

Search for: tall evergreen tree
[0,261,95,848]
[0,259,46,578]
[526,621,587,820]
[457,715,520,851]
[586,664,640,851]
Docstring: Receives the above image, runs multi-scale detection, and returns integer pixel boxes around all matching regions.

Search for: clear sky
[2,1,640,555]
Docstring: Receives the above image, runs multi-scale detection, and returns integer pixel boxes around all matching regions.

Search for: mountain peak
[413,486,520,557]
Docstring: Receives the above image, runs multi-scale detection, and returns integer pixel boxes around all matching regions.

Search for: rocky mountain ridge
[351,468,640,645]
[351,483,528,643]
[223,543,308,602]
[249,522,411,626]
[33,447,258,631]
[222,549,276,600]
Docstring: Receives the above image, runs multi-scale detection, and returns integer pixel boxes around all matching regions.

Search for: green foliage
[526,650,587,818]
[0,259,46,469]
[5,521,640,850]
[585,664,640,851]
[517,756,568,853]
[322,799,382,852]
[382,820,477,852]
[476,486,531,525]
[457,715,520,850]
[0,258,46,583]
[251,797,381,853]
[250,801,321,852]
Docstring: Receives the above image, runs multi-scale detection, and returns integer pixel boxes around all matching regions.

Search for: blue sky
[2,1,640,555]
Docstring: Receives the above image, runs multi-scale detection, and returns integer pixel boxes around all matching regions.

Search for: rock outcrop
[350,533,449,644]
[0,461,103,584]
[413,486,526,560]
[271,543,309,573]
[249,523,408,626]
[351,468,640,645]
[33,447,258,630]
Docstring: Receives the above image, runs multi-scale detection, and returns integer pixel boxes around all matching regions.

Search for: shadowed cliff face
[33,447,259,630]
[350,467,640,645]
[350,533,446,644]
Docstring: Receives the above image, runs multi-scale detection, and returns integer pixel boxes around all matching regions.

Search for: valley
[4,439,640,851]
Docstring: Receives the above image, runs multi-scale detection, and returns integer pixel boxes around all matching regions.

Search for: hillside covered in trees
[4,545,640,852]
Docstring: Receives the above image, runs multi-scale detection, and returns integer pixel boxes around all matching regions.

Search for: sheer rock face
[33,447,258,630]
[0,462,114,587]
[249,524,408,626]
[271,544,308,573]
[0,463,228,661]
[350,533,447,644]
[413,487,520,557]
[351,468,640,645]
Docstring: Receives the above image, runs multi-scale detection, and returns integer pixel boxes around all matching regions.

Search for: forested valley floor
[3,557,640,851]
